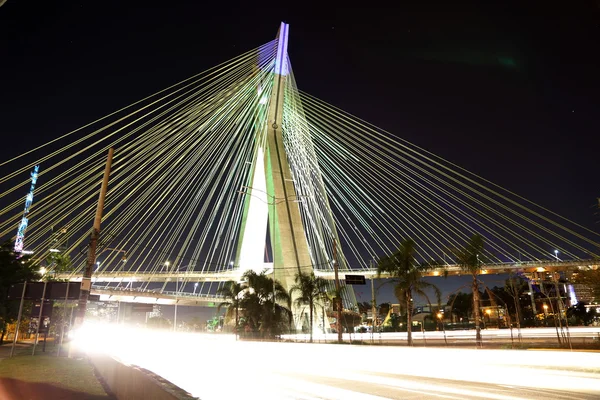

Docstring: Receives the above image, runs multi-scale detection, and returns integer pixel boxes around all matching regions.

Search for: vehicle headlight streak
[71,322,600,399]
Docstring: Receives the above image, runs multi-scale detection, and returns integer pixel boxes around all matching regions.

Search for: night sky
[1,2,599,306]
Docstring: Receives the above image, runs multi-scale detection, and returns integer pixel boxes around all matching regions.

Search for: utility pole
[32,280,48,355]
[74,148,114,329]
[174,265,179,332]
[333,239,342,344]
[9,282,27,358]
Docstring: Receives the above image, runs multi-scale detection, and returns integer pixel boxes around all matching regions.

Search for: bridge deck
[91,286,224,306]
[62,260,599,283]
[83,259,597,306]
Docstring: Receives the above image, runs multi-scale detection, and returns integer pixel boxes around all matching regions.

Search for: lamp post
[554,249,559,262]
[437,312,447,345]
[165,261,178,332]
[417,320,426,346]
[485,308,492,328]
[193,282,198,295]
[543,303,548,326]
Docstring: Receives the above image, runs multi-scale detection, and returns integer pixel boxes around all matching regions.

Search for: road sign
[344,274,366,285]
[31,300,53,317]
[48,282,81,300]
[8,282,81,300]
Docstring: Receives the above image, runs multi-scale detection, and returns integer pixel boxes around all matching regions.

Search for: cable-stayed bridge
[2,23,599,311]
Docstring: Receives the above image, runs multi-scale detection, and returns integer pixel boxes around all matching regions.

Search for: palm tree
[290,271,328,343]
[453,234,485,347]
[45,252,73,281]
[377,238,441,346]
[0,241,40,345]
[241,270,291,338]
[217,280,245,335]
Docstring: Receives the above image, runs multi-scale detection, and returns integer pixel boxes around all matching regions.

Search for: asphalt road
[73,324,600,400]
[161,342,600,400]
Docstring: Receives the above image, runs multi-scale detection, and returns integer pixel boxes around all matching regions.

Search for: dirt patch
[0,377,113,400]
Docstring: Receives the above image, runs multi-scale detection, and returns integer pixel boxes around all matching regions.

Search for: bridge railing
[91,285,225,299]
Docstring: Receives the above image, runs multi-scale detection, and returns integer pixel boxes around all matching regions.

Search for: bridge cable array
[0,38,598,299]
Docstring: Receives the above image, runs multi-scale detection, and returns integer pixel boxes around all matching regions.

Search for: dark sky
[1,1,598,226]
[1,2,599,304]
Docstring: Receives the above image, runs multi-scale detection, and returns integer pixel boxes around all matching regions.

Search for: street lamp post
[165,261,178,332]
[437,312,447,345]
[543,303,549,326]
[418,320,426,346]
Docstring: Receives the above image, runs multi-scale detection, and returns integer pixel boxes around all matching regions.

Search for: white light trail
[71,322,600,400]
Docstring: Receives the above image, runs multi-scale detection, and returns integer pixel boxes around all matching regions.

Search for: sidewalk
[0,342,116,400]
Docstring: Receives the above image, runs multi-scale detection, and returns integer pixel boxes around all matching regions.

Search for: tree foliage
[567,302,597,326]
[377,238,441,346]
[217,270,292,339]
[45,252,73,278]
[217,280,245,333]
[290,271,328,342]
[147,316,171,330]
[573,269,600,302]
[240,270,291,338]
[452,234,485,346]
[0,241,40,344]
[447,292,472,320]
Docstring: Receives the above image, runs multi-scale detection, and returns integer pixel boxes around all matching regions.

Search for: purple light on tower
[274,22,289,76]
[14,165,39,253]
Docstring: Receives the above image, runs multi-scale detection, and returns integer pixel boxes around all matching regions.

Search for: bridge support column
[235,23,315,332]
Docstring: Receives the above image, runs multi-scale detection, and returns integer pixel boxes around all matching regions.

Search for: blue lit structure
[14,165,40,253]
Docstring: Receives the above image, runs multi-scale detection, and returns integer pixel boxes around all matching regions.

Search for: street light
[165,261,179,332]
[554,250,559,262]
[543,304,549,326]
[437,312,447,345]
[193,282,199,295]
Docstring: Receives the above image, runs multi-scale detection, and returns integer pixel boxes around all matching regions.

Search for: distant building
[571,284,595,304]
